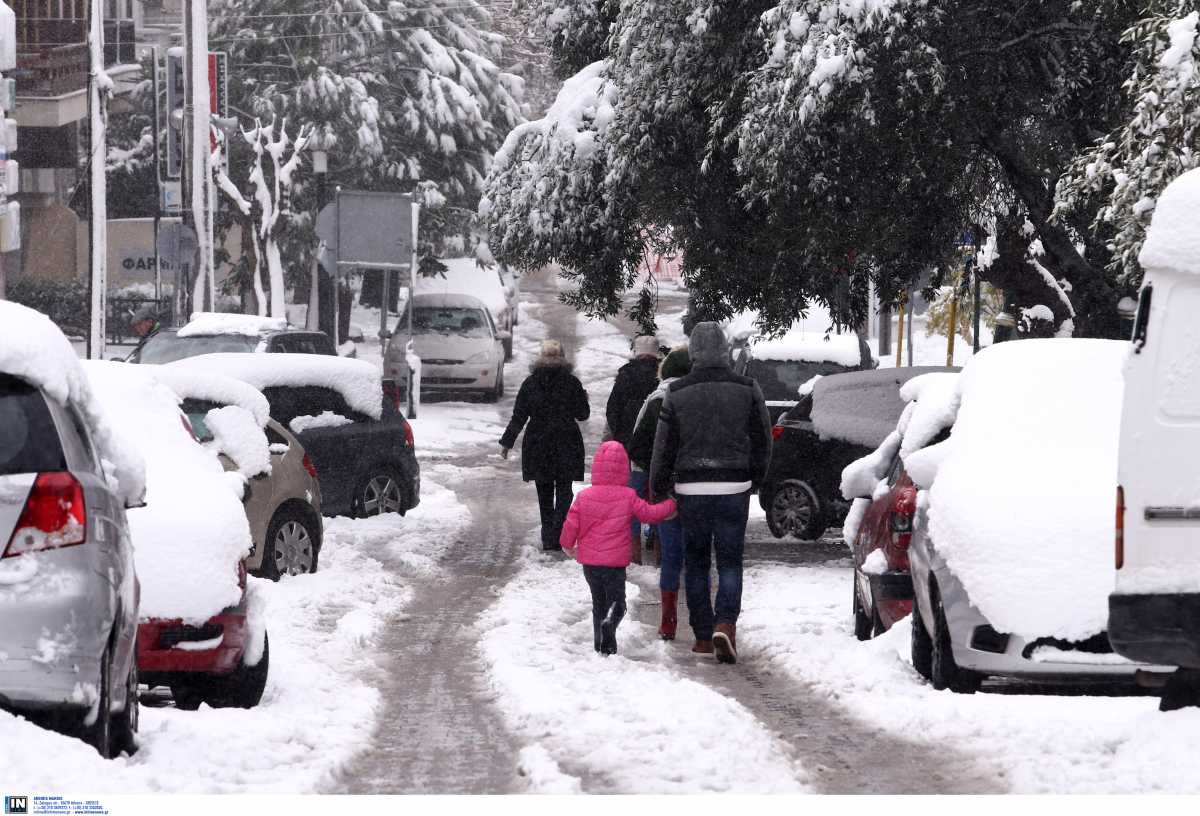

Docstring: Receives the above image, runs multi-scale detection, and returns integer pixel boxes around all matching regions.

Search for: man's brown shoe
[692,639,714,656]
[713,624,737,664]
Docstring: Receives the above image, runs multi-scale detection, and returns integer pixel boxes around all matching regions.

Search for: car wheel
[853,576,873,641]
[1159,669,1200,712]
[911,605,934,681]
[767,479,826,541]
[503,336,514,361]
[111,643,139,756]
[201,633,270,709]
[171,684,204,711]
[85,642,115,758]
[260,508,320,580]
[930,582,980,693]
[483,372,503,403]
[358,469,405,517]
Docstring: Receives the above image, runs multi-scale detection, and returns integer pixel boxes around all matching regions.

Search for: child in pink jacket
[560,441,677,655]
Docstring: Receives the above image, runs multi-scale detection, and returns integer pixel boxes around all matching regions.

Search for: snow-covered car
[152,368,324,580]
[761,368,952,541]
[727,309,876,422]
[841,372,960,640]
[84,362,269,711]
[907,339,1159,693]
[125,312,336,364]
[387,293,508,403]
[1107,169,1200,709]
[0,303,144,757]
[167,353,420,518]
[417,258,516,359]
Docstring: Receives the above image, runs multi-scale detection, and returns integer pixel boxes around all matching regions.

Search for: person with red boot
[628,345,691,640]
[560,441,677,655]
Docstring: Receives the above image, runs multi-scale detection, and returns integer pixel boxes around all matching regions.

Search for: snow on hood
[0,302,145,505]
[417,258,509,317]
[165,353,383,420]
[83,362,250,623]
[151,366,271,427]
[924,339,1127,642]
[177,312,289,338]
[1139,167,1200,276]
[409,332,495,362]
[591,441,631,487]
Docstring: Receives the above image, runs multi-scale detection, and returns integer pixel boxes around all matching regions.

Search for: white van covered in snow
[1108,168,1200,686]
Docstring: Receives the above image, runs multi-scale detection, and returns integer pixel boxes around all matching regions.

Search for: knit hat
[632,335,659,358]
[659,346,691,380]
[540,339,564,358]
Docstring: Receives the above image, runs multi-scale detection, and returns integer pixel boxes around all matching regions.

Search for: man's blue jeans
[677,492,751,641]
[658,516,683,592]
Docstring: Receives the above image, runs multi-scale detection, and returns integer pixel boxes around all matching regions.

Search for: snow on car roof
[165,353,383,420]
[177,311,289,338]
[1139,166,1200,276]
[416,258,509,317]
[83,361,250,623]
[923,338,1127,642]
[0,301,145,505]
[725,307,868,367]
[151,366,271,427]
[411,291,493,312]
[813,367,952,448]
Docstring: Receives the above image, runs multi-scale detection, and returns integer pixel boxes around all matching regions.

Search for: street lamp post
[308,147,327,333]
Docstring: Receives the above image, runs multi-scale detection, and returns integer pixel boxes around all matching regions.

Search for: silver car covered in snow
[0,304,142,757]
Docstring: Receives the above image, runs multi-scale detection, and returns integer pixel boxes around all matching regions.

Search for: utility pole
[183,0,213,312]
[86,0,108,359]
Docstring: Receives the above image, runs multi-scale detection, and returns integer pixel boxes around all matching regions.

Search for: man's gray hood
[689,322,730,369]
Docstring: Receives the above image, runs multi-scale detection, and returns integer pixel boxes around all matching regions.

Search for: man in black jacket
[649,322,772,664]
[606,334,661,562]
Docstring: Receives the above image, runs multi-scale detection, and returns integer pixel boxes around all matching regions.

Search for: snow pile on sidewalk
[737,561,1200,794]
[477,551,808,793]
[177,312,288,337]
[926,339,1126,641]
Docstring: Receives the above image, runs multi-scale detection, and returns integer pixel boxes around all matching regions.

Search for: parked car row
[1,301,422,757]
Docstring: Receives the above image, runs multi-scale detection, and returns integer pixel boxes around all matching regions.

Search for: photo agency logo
[4,796,27,815]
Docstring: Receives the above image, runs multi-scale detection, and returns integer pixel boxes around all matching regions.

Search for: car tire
[766,479,826,541]
[853,576,873,641]
[1159,669,1200,712]
[200,634,270,710]
[503,336,514,361]
[356,467,406,517]
[85,642,115,758]
[259,508,320,580]
[930,582,980,693]
[911,606,934,681]
[111,644,139,756]
[483,372,503,403]
[171,684,204,711]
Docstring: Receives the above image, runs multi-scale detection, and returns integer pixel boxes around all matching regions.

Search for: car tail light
[302,453,319,479]
[3,472,87,558]
[886,486,918,569]
[771,425,785,441]
[403,418,415,448]
[1115,485,1125,570]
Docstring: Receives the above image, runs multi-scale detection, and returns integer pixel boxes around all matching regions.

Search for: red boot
[659,591,678,640]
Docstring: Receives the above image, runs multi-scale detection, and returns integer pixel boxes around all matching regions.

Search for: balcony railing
[15,18,137,97]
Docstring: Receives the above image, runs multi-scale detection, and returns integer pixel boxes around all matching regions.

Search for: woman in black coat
[500,339,591,551]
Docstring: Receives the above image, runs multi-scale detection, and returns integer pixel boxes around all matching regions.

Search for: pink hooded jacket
[560,441,677,567]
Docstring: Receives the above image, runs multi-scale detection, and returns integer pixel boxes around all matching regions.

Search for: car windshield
[137,332,259,363]
[747,359,853,402]
[0,375,68,475]
[412,307,491,339]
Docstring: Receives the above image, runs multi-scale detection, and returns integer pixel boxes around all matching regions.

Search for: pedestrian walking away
[500,339,591,551]
[560,441,677,654]
[649,322,772,664]
[605,334,661,563]
[628,344,691,640]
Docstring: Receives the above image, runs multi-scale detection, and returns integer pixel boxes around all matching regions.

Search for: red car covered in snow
[850,459,920,639]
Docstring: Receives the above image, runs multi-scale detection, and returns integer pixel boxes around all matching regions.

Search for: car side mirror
[108,355,126,362]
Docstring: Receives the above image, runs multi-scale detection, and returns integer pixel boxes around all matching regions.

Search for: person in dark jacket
[606,334,660,562]
[629,345,690,640]
[649,322,772,664]
[500,339,591,551]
